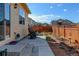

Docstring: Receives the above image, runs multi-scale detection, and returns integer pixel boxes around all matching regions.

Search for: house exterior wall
[19,15,29,38]
[24,14,29,35]
[0,3,30,46]
[10,4,20,40]
[10,4,29,40]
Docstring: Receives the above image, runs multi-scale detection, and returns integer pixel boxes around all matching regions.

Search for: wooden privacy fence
[31,25,52,32]
[52,25,79,46]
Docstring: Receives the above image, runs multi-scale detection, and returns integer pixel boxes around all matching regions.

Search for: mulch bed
[47,39,79,56]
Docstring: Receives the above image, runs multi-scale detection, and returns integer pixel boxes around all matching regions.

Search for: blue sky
[3,3,79,24]
[27,3,79,24]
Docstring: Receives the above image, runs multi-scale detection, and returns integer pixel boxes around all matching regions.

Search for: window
[0,3,5,40]
[23,19,25,24]
[19,20,23,24]
[5,3,10,36]
[19,8,25,25]
[19,15,25,25]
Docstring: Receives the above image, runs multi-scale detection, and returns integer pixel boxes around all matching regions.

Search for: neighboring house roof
[28,17,38,25]
[51,19,75,26]
[18,3,31,14]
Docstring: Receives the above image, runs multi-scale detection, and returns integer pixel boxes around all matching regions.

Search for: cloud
[77,10,79,12]
[57,15,61,18]
[63,9,67,12]
[57,3,63,7]
[28,14,61,24]
[50,6,53,9]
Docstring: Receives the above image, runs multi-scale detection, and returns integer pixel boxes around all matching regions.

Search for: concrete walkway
[25,37,55,56]
[0,37,55,56]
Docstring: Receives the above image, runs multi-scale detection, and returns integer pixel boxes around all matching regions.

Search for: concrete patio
[25,37,55,56]
[0,37,55,56]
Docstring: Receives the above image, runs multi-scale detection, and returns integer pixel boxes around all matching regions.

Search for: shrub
[46,36,51,41]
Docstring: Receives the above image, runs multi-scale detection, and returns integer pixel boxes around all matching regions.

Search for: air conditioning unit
[0,35,4,41]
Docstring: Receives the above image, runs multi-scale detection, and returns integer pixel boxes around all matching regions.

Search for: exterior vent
[14,4,17,9]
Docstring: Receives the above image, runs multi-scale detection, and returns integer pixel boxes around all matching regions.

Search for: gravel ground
[47,39,79,56]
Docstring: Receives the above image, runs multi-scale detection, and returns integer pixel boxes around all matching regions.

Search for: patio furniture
[29,31,36,39]
[0,49,7,56]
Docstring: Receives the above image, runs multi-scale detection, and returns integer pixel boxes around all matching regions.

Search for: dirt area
[47,39,79,56]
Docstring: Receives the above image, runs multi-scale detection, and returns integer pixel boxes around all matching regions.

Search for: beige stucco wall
[18,14,29,39]
[10,4,29,40]
[0,4,19,46]
[24,14,29,35]
[10,4,20,40]
[0,3,29,46]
